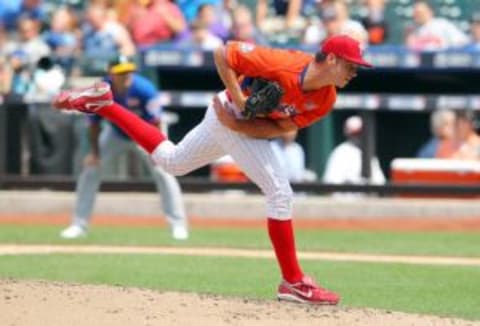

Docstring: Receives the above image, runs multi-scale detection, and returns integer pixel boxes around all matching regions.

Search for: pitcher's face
[334,57,359,88]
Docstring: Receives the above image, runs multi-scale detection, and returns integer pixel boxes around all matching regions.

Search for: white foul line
[0,245,479,267]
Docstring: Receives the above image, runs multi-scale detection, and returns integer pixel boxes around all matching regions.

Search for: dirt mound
[1,279,477,326]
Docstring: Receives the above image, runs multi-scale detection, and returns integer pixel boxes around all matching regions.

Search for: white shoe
[60,225,87,239]
[171,224,189,240]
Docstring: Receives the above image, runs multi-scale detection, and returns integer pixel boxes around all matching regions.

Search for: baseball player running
[53,35,371,304]
[60,55,188,240]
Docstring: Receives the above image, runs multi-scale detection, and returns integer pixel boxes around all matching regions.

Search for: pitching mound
[1,279,477,326]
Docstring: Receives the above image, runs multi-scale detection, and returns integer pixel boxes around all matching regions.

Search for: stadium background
[1,1,480,324]
[1,0,480,188]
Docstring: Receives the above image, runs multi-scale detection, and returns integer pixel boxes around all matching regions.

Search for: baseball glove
[242,79,284,120]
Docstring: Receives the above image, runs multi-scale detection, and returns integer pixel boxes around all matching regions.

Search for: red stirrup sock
[267,218,304,283]
[99,103,165,153]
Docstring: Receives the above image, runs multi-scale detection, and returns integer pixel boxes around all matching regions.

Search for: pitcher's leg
[150,109,226,176]
[219,130,339,304]
[219,130,303,283]
[99,103,164,153]
[221,132,293,218]
[90,100,225,175]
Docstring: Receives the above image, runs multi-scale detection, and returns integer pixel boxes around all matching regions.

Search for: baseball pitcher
[53,35,372,304]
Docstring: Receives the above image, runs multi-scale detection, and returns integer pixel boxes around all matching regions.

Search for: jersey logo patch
[305,101,317,111]
[270,104,297,118]
[240,43,255,53]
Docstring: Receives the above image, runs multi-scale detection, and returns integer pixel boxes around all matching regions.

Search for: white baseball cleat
[171,224,189,240]
[60,224,87,239]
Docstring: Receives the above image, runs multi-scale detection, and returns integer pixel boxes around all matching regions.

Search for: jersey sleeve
[225,41,281,80]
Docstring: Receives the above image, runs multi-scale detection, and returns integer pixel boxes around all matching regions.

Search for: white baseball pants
[151,91,293,219]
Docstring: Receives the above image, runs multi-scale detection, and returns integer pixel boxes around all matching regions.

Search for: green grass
[0,224,479,257]
[0,254,479,320]
[1,225,480,320]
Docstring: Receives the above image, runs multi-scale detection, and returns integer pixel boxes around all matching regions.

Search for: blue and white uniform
[71,74,187,235]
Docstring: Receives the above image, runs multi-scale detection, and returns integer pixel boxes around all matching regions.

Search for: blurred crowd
[1,0,480,100]
[417,109,480,161]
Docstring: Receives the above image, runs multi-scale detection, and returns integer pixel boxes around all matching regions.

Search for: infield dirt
[2,278,479,326]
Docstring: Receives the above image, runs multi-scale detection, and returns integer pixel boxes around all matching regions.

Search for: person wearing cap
[323,115,385,190]
[59,55,189,241]
[53,34,371,304]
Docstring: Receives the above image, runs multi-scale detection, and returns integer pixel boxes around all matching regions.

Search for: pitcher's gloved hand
[242,79,284,120]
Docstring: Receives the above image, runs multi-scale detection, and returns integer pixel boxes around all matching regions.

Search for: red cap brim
[345,57,373,68]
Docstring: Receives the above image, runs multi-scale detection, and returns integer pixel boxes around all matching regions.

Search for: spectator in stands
[0,24,9,79]
[323,115,385,186]
[177,0,222,23]
[14,17,51,68]
[416,109,456,159]
[112,0,131,24]
[24,56,68,175]
[195,3,230,41]
[229,5,267,45]
[3,17,48,95]
[255,0,307,35]
[271,130,316,182]
[42,6,79,73]
[451,110,480,161]
[359,0,388,45]
[88,0,124,22]
[406,0,469,51]
[20,0,46,24]
[464,12,480,51]
[7,50,30,96]
[126,0,186,48]
[0,0,20,31]
[183,19,223,50]
[82,4,135,57]
[0,56,12,95]
[220,0,236,31]
[25,56,66,102]
[0,24,16,58]
[0,0,46,31]
[303,0,368,48]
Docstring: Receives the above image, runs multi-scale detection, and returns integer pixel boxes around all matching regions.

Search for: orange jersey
[225,41,337,128]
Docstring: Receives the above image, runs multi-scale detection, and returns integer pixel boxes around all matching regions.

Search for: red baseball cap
[320,35,373,68]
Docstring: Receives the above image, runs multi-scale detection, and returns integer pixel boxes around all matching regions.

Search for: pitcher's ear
[315,52,327,63]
